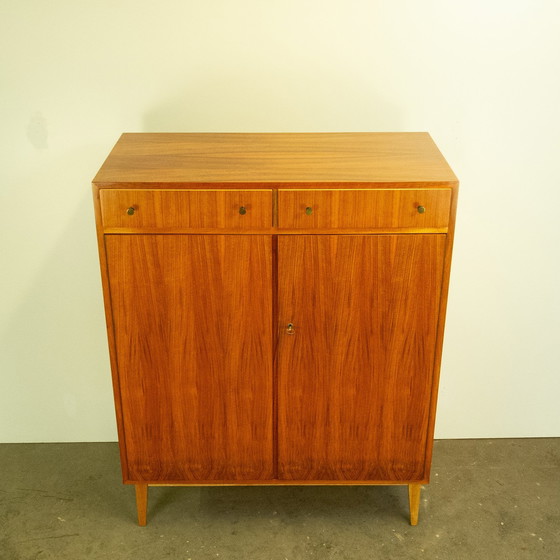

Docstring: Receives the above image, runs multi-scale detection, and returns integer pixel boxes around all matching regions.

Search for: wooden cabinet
[92,132,458,526]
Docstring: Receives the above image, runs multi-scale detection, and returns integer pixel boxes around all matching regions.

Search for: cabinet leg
[135,483,148,526]
[408,483,421,526]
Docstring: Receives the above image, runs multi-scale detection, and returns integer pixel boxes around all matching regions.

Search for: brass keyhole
[286,323,295,335]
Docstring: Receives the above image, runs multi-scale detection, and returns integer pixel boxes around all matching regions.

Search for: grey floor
[0,439,558,560]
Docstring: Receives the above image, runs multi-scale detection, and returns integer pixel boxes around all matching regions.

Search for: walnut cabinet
[92,133,458,526]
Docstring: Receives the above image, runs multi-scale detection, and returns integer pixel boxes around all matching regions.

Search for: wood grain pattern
[92,133,459,525]
[277,234,446,481]
[105,235,274,481]
[93,133,458,186]
[277,189,451,230]
[100,189,272,231]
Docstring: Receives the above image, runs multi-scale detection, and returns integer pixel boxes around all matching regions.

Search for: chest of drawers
[92,132,458,525]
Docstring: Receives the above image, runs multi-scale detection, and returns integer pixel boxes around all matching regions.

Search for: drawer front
[278,189,451,230]
[100,189,272,230]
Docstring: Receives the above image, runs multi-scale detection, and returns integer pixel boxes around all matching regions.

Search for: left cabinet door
[105,234,274,482]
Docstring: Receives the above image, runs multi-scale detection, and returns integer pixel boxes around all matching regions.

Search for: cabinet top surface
[93,132,458,187]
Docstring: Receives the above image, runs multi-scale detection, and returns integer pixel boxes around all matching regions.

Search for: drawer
[277,189,451,230]
[100,189,273,230]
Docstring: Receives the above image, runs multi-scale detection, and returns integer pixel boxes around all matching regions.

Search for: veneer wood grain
[105,234,274,481]
[93,132,458,525]
[277,234,445,481]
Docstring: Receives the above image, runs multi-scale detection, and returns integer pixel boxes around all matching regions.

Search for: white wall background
[1,1,559,442]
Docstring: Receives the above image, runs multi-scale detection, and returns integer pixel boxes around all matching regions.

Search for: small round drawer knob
[126,207,135,216]
[305,207,313,215]
[417,206,426,214]
[239,206,247,215]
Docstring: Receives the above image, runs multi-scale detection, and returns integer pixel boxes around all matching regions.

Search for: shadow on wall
[142,70,403,132]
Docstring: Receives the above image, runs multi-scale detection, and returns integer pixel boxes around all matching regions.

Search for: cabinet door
[105,235,273,482]
[277,235,446,481]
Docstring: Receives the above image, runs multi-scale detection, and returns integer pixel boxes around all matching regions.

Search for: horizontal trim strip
[124,479,429,486]
[103,228,449,235]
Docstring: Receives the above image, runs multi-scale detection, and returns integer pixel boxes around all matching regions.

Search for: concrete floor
[0,439,558,560]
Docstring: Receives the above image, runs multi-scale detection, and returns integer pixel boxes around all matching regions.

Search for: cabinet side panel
[93,186,130,481]
[105,234,274,481]
[423,183,459,476]
[277,234,446,481]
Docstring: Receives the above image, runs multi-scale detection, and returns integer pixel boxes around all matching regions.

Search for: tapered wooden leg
[135,484,148,526]
[408,483,421,526]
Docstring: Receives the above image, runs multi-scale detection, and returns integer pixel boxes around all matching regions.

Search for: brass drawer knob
[239,206,247,215]
[417,205,426,214]
[305,207,313,215]
[126,207,135,216]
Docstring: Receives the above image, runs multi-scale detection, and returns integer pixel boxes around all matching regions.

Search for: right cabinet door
[277,234,446,481]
